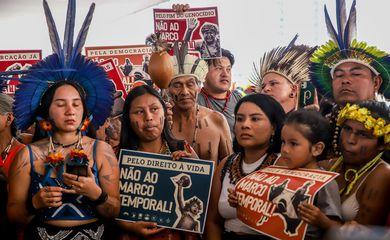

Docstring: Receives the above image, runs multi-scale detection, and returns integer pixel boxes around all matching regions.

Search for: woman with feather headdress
[4,1,119,239]
[251,35,315,114]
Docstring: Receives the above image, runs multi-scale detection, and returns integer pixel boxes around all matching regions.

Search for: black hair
[206,48,235,67]
[355,100,389,146]
[233,93,286,154]
[32,81,95,141]
[284,109,331,160]
[118,85,184,152]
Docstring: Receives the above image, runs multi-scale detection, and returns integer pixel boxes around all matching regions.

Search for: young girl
[276,109,342,239]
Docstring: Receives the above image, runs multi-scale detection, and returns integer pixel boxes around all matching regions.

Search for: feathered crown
[310,0,390,99]
[0,0,114,131]
[250,35,312,92]
[170,42,208,83]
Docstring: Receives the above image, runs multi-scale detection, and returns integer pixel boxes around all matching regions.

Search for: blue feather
[43,0,64,63]
[336,0,347,49]
[71,3,95,65]
[324,5,343,49]
[343,0,357,49]
[63,0,76,67]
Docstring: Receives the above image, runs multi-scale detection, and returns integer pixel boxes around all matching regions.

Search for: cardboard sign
[154,7,221,59]
[85,45,152,92]
[236,166,339,240]
[98,58,127,100]
[0,50,42,95]
[117,150,214,234]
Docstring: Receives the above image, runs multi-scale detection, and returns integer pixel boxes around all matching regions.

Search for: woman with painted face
[117,83,198,240]
[204,94,285,240]
[5,1,120,238]
[302,101,390,230]
[251,35,316,113]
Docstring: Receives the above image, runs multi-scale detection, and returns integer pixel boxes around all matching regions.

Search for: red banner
[236,166,339,240]
[0,50,42,95]
[85,45,152,92]
[98,58,127,101]
[153,7,221,59]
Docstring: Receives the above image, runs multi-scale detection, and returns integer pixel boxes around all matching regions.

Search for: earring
[79,115,93,134]
[270,135,274,145]
[37,117,53,134]
[289,92,295,98]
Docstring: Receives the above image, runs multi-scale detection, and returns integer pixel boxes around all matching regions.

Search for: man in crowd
[168,43,232,164]
[198,49,240,136]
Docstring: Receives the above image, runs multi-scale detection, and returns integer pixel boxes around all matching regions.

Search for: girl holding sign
[117,83,198,240]
[204,94,285,240]
[276,109,342,238]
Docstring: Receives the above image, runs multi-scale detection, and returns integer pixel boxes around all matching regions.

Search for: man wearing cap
[168,42,232,164]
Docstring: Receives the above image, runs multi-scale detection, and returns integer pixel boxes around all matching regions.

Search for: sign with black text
[117,150,214,234]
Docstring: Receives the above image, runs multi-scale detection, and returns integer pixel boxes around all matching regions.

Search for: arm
[215,112,232,163]
[7,147,32,227]
[175,180,185,213]
[94,141,120,218]
[354,165,390,225]
[204,157,227,240]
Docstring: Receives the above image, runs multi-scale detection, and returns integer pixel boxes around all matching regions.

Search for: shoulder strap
[92,140,99,172]
[27,145,35,173]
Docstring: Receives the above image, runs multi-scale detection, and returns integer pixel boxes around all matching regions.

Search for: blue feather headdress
[310,0,390,99]
[1,0,114,131]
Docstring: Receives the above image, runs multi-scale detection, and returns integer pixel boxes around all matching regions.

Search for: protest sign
[0,50,42,95]
[236,165,339,240]
[85,45,152,91]
[154,7,221,59]
[98,58,127,101]
[117,150,214,234]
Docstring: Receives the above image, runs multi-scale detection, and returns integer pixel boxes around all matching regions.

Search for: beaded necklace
[330,152,383,195]
[0,137,14,166]
[228,152,277,184]
[200,87,231,114]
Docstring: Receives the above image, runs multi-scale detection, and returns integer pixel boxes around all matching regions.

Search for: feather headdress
[0,0,114,130]
[310,0,390,99]
[170,42,208,83]
[250,35,313,92]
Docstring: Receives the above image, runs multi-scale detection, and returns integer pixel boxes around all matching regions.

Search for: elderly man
[309,0,389,156]
[168,42,232,164]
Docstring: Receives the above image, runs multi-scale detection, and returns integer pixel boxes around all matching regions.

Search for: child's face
[340,120,382,165]
[280,124,316,169]
[190,203,200,215]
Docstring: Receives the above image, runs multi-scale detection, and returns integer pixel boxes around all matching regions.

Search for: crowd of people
[0,0,389,239]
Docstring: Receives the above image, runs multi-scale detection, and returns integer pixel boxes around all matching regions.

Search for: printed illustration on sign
[85,45,152,92]
[118,150,214,234]
[0,50,42,95]
[154,7,221,59]
[236,166,339,240]
[172,173,203,232]
[269,179,314,236]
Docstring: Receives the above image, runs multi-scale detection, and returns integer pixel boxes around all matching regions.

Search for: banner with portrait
[153,7,221,59]
[0,50,42,95]
[85,45,153,91]
[236,166,339,240]
[117,150,215,234]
